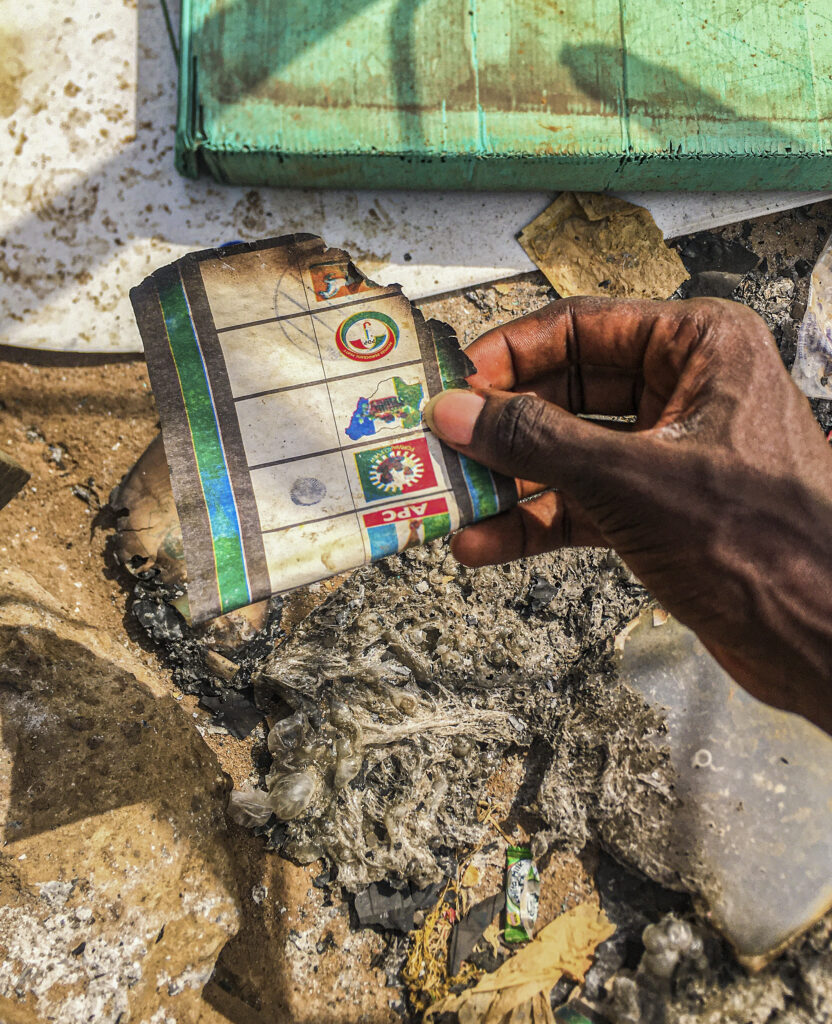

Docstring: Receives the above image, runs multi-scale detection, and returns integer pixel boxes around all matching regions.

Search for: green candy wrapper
[554,1001,613,1024]
[505,844,540,942]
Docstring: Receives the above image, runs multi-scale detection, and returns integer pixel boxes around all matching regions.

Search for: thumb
[424,388,647,511]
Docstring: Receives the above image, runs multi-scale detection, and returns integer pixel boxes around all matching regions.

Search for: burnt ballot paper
[131,234,516,622]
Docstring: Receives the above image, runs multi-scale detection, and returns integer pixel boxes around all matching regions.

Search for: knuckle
[493,394,551,474]
[684,298,777,361]
[690,297,770,339]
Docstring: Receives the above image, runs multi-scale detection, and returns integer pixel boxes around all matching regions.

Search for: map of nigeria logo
[335,311,399,362]
[354,438,438,502]
[344,376,424,441]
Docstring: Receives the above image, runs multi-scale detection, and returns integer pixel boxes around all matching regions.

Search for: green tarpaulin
[176,0,832,189]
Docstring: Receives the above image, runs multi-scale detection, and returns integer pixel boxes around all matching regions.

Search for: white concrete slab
[1,0,830,353]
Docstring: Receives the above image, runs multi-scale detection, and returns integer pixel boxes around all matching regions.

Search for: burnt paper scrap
[131,234,516,622]
[518,192,689,300]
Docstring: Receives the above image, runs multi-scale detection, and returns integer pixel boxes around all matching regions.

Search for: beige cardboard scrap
[518,192,689,300]
[426,902,614,1024]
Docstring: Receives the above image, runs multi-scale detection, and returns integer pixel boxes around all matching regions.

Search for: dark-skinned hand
[423,297,832,734]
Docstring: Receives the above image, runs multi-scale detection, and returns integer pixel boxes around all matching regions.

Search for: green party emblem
[335,311,399,362]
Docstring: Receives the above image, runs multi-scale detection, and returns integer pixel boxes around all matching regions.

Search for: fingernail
[423,390,485,446]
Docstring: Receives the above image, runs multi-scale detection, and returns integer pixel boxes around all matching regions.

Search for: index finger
[464,295,698,392]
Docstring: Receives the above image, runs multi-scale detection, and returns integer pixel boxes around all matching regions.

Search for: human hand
[424,297,832,733]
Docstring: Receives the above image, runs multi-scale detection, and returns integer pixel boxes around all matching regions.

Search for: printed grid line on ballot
[131,234,516,623]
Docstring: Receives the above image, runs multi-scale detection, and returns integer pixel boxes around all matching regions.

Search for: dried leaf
[462,864,482,887]
[482,920,502,957]
[531,991,557,1024]
[426,902,614,1023]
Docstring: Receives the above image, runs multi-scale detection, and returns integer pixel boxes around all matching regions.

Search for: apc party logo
[335,311,399,362]
[354,438,438,503]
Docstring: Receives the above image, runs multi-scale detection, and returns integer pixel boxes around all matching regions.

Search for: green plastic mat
[176,0,832,190]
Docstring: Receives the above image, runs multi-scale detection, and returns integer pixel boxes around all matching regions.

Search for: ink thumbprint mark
[290,477,327,506]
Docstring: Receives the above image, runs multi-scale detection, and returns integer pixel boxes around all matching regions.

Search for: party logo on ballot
[354,437,438,502]
[362,497,452,558]
[335,311,399,362]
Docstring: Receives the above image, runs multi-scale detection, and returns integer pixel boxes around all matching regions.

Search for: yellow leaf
[425,902,614,1024]
[461,864,481,887]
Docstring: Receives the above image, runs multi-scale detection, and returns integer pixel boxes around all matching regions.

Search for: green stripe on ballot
[156,273,251,612]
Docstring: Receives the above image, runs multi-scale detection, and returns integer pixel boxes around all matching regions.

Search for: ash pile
[110,438,660,889]
[237,544,657,889]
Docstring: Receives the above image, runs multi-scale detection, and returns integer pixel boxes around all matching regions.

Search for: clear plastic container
[792,233,832,399]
